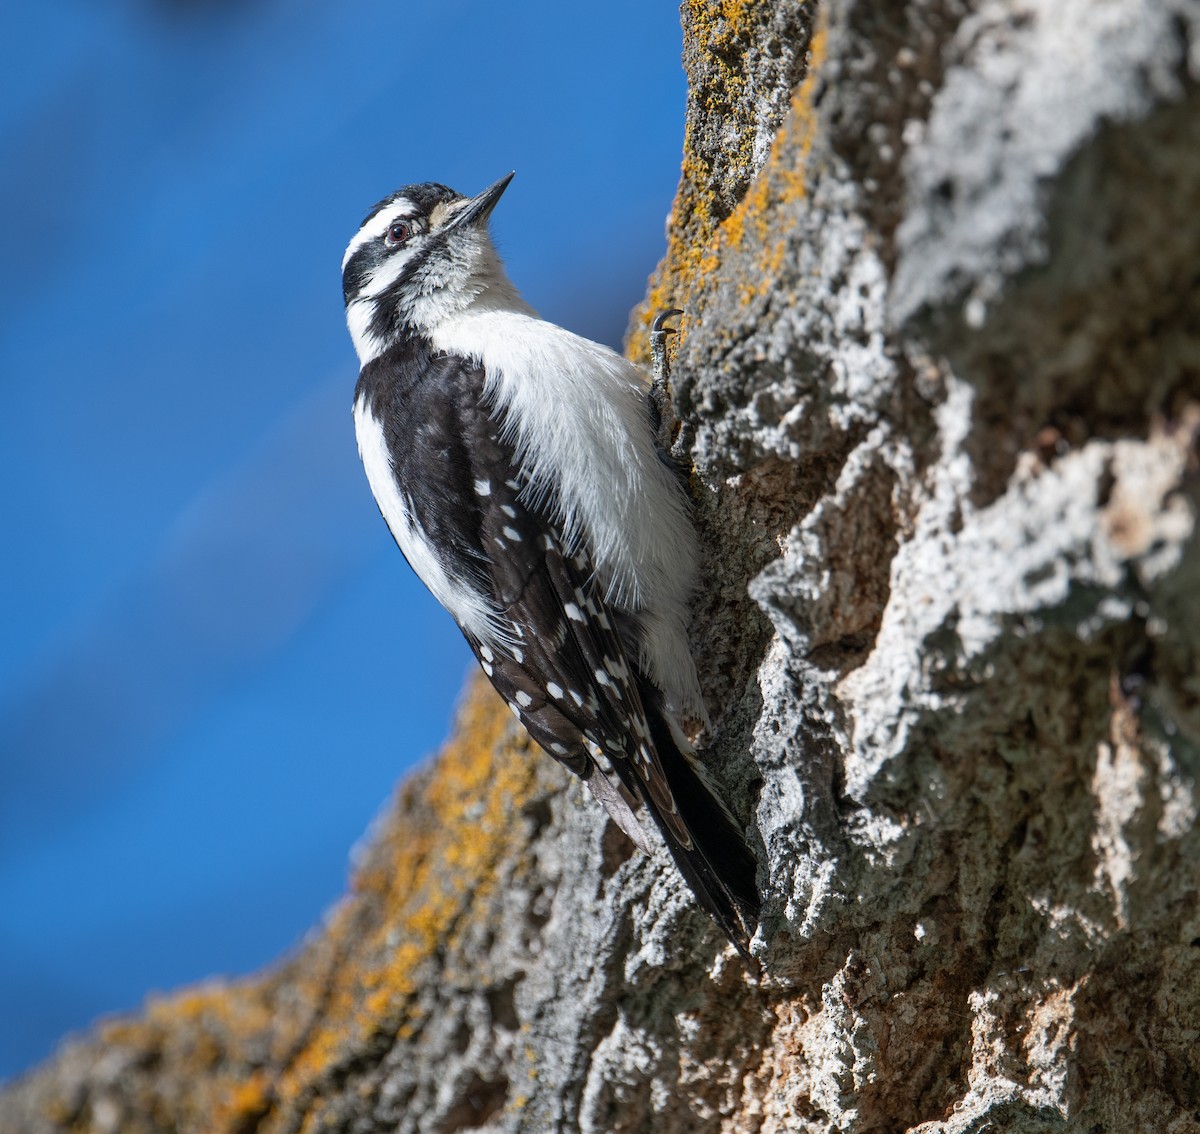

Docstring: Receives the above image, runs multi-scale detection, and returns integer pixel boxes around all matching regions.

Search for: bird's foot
[648,308,683,452]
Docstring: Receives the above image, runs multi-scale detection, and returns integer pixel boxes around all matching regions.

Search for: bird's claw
[651,307,684,336]
[650,306,683,393]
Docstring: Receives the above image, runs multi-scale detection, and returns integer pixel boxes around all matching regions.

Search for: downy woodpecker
[342,173,759,954]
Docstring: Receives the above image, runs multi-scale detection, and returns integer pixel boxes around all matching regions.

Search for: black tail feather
[632,684,761,958]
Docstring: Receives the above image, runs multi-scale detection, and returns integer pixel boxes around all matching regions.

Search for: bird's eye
[385,221,412,246]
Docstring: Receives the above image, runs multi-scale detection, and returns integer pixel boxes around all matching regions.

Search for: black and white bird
[342,173,759,954]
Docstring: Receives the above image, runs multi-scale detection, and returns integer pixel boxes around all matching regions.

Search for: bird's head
[342,172,517,364]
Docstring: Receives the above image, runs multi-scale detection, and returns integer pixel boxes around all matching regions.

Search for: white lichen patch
[825,374,1197,799]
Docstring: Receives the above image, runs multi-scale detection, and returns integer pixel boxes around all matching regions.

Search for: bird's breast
[429,310,682,604]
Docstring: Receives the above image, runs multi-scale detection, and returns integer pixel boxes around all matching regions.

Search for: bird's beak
[448,172,515,230]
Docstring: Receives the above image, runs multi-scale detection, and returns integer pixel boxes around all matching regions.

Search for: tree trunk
[3,1,1198,1131]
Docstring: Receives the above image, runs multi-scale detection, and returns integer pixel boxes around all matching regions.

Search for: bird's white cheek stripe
[341,199,417,271]
[361,247,418,300]
[354,397,504,647]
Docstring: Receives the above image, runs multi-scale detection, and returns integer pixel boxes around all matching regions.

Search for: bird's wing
[358,344,689,836]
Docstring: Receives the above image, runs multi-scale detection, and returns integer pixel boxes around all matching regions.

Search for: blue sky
[0,0,686,1081]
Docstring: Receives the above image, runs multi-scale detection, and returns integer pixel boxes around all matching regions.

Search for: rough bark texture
[4,1,1199,1131]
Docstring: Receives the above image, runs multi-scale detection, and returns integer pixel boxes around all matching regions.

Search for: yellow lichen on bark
[44,676,539,1134]
[274,674,539,1104]
[630,18,826,363]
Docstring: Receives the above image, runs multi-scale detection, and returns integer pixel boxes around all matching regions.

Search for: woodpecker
[342,173,759,954]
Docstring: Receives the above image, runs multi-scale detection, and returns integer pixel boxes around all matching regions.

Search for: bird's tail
[633,684,761,959]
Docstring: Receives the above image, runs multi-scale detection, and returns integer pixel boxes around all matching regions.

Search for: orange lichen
[271,676,540,1107]
[706,21,827,300]
[631,14,826,362]
[785,23,826,191]
[211,1071,273,1131]
[45,676,542,1133]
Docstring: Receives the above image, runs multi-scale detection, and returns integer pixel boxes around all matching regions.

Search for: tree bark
[4,1,1199,1131]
